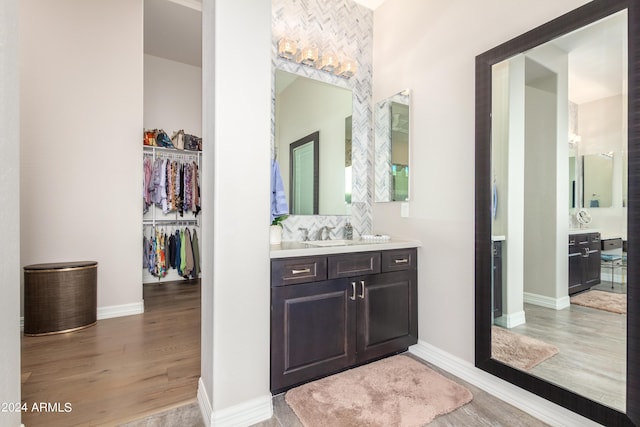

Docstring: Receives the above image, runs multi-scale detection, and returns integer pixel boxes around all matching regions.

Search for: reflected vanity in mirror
[475,1,638,425]
[375,90,411,202]
[275,70,353,215]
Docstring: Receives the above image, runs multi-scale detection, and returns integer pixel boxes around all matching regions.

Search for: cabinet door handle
[359,280,365,299]
[291,268,311,275]
[350,282,356,301]
[394,258,409,264]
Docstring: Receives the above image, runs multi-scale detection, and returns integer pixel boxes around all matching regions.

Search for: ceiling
[144,0,202,67]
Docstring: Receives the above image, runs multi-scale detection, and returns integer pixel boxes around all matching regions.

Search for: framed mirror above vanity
[275,70,353,216]
[475,1,638,425]
[375,90,411,202]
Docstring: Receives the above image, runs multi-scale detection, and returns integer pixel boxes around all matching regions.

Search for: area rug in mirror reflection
[285,355,472,427]
[491,326,559,371]
[570,290,627,314]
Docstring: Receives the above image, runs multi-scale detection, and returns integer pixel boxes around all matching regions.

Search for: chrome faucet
[298,227,309,241]
[317,226,335,240]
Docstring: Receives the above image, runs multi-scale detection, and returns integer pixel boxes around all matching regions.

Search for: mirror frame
[474,1,639,425]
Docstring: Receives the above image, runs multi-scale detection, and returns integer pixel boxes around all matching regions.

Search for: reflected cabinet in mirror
[375,90,411,202]
[475,1,639,425]
[275,70,352,215]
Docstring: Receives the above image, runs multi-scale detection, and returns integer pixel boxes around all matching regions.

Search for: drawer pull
[291,268,311,275]
[350,282,356,301]
[394,258,409,264]
[359,280,365,299]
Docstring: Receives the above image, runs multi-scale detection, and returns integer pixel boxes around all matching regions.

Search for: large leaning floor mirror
[475,0,639,425]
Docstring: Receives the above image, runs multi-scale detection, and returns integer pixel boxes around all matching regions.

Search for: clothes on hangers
[143,155,201,217]
[143,225,200,279]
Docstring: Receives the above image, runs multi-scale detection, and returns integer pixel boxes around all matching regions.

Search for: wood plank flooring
[21,280,201,427]
[505,291,626,412]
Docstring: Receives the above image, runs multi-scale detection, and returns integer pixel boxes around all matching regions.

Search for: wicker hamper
[23,261,97,336]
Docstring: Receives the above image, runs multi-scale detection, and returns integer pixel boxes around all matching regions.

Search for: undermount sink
[305,239,350,247]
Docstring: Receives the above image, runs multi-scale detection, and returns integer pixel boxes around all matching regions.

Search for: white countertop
[491,235,506,241]
[270,238,422,259]
[568,228,601,235]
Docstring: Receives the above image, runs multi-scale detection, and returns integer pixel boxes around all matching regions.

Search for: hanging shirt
[191,229,200,277]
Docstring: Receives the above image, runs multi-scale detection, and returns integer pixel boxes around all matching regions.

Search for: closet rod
[143,219,199,225]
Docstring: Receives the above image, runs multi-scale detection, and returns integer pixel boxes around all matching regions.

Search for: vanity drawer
[328,252,381,279]
[271,256,327,287]
[601,237,622,251]
[381,249,416,272]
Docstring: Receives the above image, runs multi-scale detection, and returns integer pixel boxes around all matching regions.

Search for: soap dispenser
[344,222,353,240]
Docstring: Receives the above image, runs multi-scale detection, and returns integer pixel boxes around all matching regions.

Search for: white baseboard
[19,302,144,330]
[198,378,213,427]
[198,377,273,427]
[97,302,144,320]
[524,292,570,310]
[408,340,600,427]
[493,310,525,328]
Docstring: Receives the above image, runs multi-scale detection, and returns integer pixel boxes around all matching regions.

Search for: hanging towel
[492,181,498,219]
[271,159,289,222]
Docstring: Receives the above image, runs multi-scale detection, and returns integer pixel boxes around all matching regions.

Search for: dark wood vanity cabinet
[568,232,601,295]
[270,248,418,393]
[492,241,503,319]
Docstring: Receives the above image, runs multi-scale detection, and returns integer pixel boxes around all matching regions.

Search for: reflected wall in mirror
[583,153,614,208]
[375,90,410,202]
[275,70,352,215]
[476,1,639,425]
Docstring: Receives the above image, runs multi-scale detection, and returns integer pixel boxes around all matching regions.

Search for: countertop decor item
[270,214,288,245]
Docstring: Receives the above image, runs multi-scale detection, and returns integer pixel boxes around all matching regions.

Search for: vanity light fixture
[568,132,582,144]
[319,50,339,72]
[297,45,319,67]
[277,38,297,61]
[277,38,357,79]
[337,59,357,78]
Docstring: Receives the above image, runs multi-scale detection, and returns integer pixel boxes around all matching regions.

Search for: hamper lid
[24,261,98,271]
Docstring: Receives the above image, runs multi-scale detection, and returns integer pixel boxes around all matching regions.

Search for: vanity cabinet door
[355,270,417,362]
[270,278,356,393]
[492,242,503,319]
[568,232,602,295]
[584,241,601,287]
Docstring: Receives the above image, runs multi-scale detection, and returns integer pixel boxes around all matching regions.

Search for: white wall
[0,0,22,425]
[372,0,589,363]
[20,0,144,314]
[144,54,202,136]
[199,0,273,424]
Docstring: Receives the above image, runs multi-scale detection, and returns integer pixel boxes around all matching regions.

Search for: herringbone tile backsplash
[272,0,373,241]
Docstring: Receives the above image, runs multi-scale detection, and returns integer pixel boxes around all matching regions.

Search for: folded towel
[271,159,289,222]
